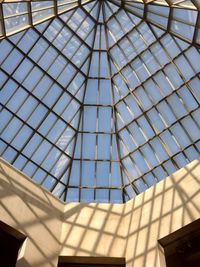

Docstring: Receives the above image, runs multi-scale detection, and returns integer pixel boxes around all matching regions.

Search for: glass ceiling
[0,0,200,203]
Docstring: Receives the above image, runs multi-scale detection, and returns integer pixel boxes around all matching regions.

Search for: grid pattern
[1,0,200,47]
[0,0,93,37]
[0,0,200,203]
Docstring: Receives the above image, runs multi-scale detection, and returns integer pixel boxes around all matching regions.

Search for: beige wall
[0,158,200,267]
[0,159,64,267]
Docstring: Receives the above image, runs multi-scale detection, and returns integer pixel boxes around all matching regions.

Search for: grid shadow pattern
[0,0,200,203]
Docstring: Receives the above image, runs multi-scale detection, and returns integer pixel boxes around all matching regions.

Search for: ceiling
[0,0,200,203]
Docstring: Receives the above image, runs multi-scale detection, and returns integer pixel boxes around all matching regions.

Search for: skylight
[0,0,200,203]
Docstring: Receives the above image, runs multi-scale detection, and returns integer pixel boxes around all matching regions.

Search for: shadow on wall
[0,159,200,267]
[59,159,200,267]
[0,160,63,267]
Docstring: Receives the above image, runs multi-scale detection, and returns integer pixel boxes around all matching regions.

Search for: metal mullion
[159,97,196,152]
[179,113,200,148]
[78,131,114,135]
[66,185,121,190]
[79,111,85,201]
[0,94,78,164]
[0,104,73,160]
[30,132,74,191]
[176,115,200,146]
[48,138,78,194]
[27,1,33,27]
[6,38,82,106]
[3,11,29,20]
[66,3,90,37]
[123,1,144,17]
[0,67,77,133]
[39,124,79,193]
[57,14,92,50]
[146,5,170,26]
[0,95,33,156]
[193,8,200,44]
[33,26,88,79]
[149,24,194,89]
[117,66,197,161]
[157,39,197,92]
[63,0,102,202]
[81,1,101,202]
[119,136,147,187]
[114,54,200,108]
[128,152,149,186]
[135,132,165,178]
[0,137,69,188]
[161,76,198,127]
[120,104,200,160]
[84,103,113,107]
[0,36,20,69]
[92,84,99,199]
[52,17,95,67]
[116,70,199,134]
[111,0,200,48]
[111,37,157,138]
[110,26,164,78]
[77,10,98,45]
[0,0,6,36]
[58,108,83,201]
[175,85,199,117]
[147,17,200,48]
[88,3,103,202]
[119,162,140,195]
[0,59,36,137]
[56,0,94,16]
[172,33,200,76]
[0,63,80,158]
[110,23,164,79]
[117,82,158,144]
[103,1,121,24]
[93,48,107,52]
[8,39,81,107]
[103,1,128,202]
[170,10,197,27]
[56,1,79,10]
[73,158,119,162]
[94,21,102,200]
[117,25,200,150]
[28,16,84,94]
[55,22,92,62]
[125,138,200,189]
[148,22,200,104]
[119,122,155,170]
[54,0,58,15]
[30,141,65,187]
[17,119,72,183]
[31,3,55,13]
[80,0,99,24]
[115,4,139,37]
[87,76,110,80]
[111,0,145,24]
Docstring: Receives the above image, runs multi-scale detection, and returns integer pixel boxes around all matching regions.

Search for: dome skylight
[0,0,200,203]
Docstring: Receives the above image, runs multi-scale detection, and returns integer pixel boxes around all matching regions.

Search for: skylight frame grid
[0,0,200,203]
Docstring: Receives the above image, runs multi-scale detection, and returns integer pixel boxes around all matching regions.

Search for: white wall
[0,158,200,267]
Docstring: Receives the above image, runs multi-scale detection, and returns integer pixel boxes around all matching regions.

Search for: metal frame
[0,0,200,203]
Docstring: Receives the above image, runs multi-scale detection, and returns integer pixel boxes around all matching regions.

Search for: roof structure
[0,0,200,203]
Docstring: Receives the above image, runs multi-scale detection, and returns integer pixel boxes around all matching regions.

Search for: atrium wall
[0,158,64,267]
[0,157,200,267]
